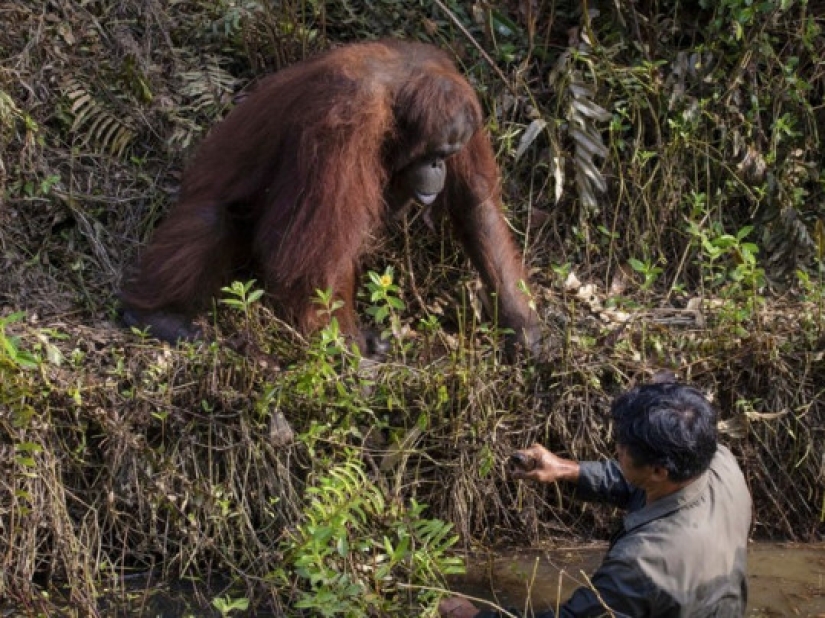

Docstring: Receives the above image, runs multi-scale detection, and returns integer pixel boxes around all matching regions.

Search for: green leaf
[627,257,646,272]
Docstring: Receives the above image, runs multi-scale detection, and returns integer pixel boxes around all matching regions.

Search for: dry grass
[1,0,823,614]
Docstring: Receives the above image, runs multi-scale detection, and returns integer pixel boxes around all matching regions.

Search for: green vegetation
[1,0,822,615]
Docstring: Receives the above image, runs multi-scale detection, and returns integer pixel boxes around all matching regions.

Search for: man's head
[611,382,718,483]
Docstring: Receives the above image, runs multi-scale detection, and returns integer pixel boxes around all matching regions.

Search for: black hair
[611,382,718,482]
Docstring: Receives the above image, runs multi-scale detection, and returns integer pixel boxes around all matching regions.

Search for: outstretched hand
[509,444,580,484]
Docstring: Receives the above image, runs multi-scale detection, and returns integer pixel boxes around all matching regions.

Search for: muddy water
[450,542,825,616]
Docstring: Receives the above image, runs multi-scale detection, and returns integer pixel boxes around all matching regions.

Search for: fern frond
[0,89,23,133]
[567,71,611,213]
[168,58,238,151]
[545,47,612,216]
[179,61,237,114]
[64,78,136,157]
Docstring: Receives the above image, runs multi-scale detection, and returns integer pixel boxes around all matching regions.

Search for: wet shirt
[478,445,752,618]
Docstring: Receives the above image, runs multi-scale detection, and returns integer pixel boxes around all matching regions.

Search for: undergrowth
[1,0,823,615]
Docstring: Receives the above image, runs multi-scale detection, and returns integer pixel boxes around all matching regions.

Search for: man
[440,382,752,617]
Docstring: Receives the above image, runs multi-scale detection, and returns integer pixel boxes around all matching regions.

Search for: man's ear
[650,465,670,483]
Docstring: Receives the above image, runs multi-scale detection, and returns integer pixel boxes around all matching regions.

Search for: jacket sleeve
[472,555,657,618]
[575,460,637,509]
[555,553,658,617]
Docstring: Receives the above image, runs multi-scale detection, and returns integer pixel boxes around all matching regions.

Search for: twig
[432,0,518,97]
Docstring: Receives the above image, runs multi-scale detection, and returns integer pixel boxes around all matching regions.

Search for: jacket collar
[623,470,709,531]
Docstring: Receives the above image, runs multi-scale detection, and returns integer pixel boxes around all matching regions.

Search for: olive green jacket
[479,445,752,617]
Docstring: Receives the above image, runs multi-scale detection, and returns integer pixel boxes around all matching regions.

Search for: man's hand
[509,443,580,484]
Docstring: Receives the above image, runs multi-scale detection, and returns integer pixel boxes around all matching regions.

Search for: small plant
[627,256,664,292]
[0,312,39,370]
[311,288,345,338]
[287,288,362,403]
[274,453,463,616]
[688,221,767,331]
[689,222,765,295]
[220,279,265,333]
[211,595,249,617]
[364,267,406,345]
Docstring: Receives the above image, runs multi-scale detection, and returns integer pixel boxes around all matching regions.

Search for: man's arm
[575,459,635,508]
[555,554,658,617]
[452,554,658,618]
[511,445,636,509]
